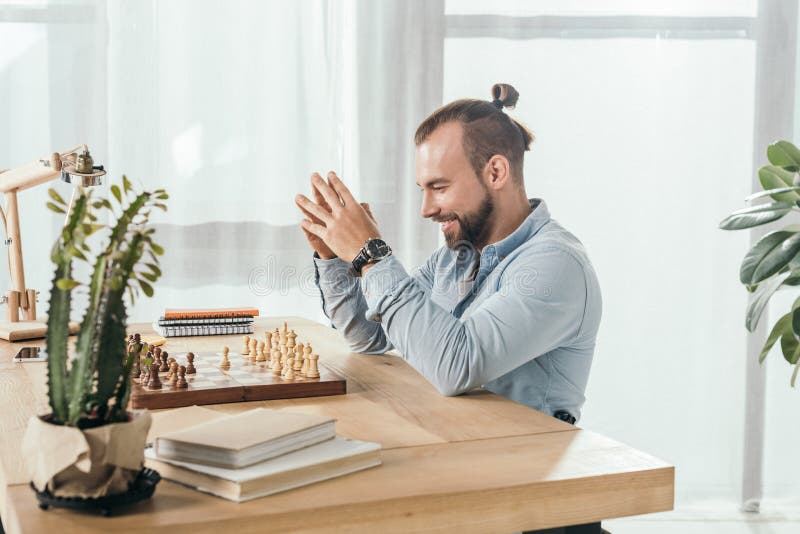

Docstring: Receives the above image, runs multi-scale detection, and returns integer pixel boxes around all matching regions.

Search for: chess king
[294,83,602,423]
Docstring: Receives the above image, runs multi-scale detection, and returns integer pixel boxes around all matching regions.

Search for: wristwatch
[351,238,392,275]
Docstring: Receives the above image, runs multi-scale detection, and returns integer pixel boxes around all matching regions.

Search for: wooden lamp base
[0,319,79,342]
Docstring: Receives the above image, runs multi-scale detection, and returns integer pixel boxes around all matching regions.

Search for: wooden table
[0,317,673,533]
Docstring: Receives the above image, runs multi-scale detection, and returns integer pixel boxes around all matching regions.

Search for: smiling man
[294,83,602,422]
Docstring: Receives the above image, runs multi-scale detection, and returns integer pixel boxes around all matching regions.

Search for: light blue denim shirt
[313,199,602,420]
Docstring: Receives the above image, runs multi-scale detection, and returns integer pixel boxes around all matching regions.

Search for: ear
[483,155,511,190]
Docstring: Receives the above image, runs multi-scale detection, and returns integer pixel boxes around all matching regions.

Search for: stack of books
[144,408,381,502]
[152,307,259,337]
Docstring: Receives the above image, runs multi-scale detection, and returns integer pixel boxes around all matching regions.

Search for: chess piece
[271,349,282,375]
[242,335,251,356]
[284,357,295,380]
[287,330,296,351]
[306,354,320,379]
[250,338,258,359]
[265,331,273,351]
[148,364,162,389]
[186,352,196,374]
[160,351,170,372]
[293,348,303,372]
[220,346,231,369]
[169,362,179,386]
[301,352,310,377]
[176,365,188,388]
[256,341,267,362]
[139,366,148,385]
[131,353,141,377]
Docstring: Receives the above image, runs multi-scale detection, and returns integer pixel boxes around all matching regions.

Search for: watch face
[365,238,391,259]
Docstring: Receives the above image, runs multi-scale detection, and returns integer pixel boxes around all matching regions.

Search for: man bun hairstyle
[415,83,534,183]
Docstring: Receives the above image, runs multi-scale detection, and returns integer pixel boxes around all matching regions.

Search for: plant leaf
[111,184,122,204]
[759,166,800,201]
[145,263,162,276]
[767,140,800,171]
[139,271,158,282]
[46,202,66,214]
[781,325,800,365]
[719,201,792,230]
[48,188,67,205]
[122,175,132,194]
[761,312,792,363]
[150,243,164,256]
[746,270,792,332]
[740,230,800,285]
[745,186,800,202]
[56,278,80,290]
[138,279,154,297]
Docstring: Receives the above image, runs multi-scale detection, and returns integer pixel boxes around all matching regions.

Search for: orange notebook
[164,307,259,320]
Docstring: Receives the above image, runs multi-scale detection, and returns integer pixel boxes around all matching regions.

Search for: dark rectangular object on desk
[129,351,346,410]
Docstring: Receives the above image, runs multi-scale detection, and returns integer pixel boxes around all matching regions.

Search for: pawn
[265,331,273,351]
[306,354,320,379]
[301,353,310,377]
[220,346,231,369]
[169,362,179,386]
[186,352,196,374]
[256,341,267,362]
[284,357,295,380]
[271,349,282,375]
[159,351,170,372]
[293,348,303,372]
[242,335,251,356]
[250,338,258,359]
[139,366,148,385]
[176,365,188,388]
[148,364,162,389]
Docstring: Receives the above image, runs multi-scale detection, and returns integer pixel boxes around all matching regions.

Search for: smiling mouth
[438,218,457,233]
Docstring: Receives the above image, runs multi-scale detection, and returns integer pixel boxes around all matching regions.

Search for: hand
[296,174,337,259]
[294,171,381,263]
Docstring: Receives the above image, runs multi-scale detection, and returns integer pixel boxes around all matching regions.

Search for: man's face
[415,122,495,249]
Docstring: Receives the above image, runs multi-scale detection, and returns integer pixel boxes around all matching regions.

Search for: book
[152,322,255,338]
[157,316,255,327]
[145,437,381,502]
[154,408,337,468]
[164,307,259,320]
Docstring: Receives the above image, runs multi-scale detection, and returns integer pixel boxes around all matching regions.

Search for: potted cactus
[22,176,167,503]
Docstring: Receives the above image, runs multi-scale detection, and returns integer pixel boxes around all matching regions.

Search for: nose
[420,190,439,219]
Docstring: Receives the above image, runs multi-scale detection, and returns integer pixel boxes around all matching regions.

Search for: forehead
[415,122,470,186]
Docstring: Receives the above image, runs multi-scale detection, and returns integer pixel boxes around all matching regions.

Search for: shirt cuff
[362,255,412,321]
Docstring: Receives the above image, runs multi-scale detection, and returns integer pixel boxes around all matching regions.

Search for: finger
[311,173,342,211]
[360,202,375,220]
[300,218,327,239]
[297,201,325,225]
[311,173,332,209]
[295,194,332,224]
[328,172,358,207]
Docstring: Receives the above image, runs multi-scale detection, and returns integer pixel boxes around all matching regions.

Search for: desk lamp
[0,145,106,341]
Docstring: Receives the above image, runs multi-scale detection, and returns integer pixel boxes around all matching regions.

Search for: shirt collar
[484,198,550,261]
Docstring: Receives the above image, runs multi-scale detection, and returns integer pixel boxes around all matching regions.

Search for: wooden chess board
[129,350,346,410]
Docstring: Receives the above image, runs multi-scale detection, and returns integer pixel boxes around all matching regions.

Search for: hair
[414,83,535,184]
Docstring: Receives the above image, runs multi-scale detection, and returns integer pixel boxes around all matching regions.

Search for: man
[294,84,601,422]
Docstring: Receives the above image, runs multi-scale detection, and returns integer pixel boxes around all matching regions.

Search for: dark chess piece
[141,364,150,386]
[176,365,188,388]
[131,354,141,377]
[186,352,196,374]
[159,351,170,372]
[148,364,162,389]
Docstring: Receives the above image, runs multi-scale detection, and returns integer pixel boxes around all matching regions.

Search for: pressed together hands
[294,172,381,265]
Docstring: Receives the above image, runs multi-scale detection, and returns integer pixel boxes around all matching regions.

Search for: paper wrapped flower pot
[22,410,152,498]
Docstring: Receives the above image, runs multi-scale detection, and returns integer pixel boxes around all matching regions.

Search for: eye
[431,185,446,191]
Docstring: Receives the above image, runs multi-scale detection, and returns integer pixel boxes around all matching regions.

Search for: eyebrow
[416,177,449,188]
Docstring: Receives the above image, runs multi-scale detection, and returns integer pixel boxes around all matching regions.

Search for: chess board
[129,350,346,410]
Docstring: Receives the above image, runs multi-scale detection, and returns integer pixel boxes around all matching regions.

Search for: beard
[441,193,495,250]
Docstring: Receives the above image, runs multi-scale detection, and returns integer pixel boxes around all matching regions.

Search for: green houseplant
[22,176,167,499]
[720,140,800,386]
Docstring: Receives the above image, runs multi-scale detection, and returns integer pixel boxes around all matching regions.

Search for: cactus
[44,177,168,427]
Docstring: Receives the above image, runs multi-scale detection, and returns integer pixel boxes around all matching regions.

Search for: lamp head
[60,148,105,187]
